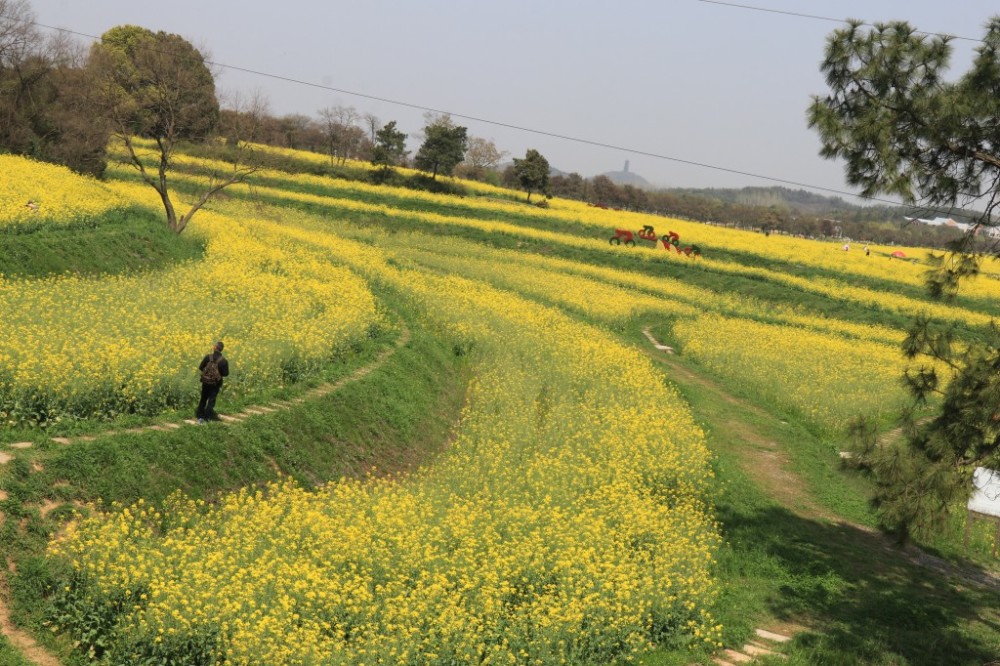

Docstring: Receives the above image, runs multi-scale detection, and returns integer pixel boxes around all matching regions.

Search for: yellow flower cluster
[0,154,126,231]
[384,232,908,345]
[50,260,722,664]
[0,202,382,421]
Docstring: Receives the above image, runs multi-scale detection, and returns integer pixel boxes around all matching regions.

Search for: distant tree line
[0,1,535,224]
[538,172,971,249]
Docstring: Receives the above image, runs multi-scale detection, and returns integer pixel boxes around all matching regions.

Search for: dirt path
[640,328,1000,592]
[0,325,411,666]
[0,580,60,666]
[640,329,834,523]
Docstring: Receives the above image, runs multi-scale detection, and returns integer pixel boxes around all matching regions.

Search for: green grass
[0,205,204,279]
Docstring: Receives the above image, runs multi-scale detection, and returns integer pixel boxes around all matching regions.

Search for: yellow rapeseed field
[672,313,921,431]
[50,263,722,664]
[0,154,126,231]
[31,140,1000,664]
[0,198,382,422]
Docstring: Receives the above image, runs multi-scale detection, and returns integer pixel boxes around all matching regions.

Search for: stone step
[50,437,72,445]
[755,628,792,643]
[0,453,12,465]
[722,649,753,663]
[744,641,783,658]
[9,442,33,450]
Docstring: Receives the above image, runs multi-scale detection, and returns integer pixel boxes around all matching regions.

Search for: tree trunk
[159,189,180,232]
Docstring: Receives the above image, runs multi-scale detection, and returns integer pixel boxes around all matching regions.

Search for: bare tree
[362,112,380,144]
[0,2,111,175]
[0,0,44,140]
[91,25,259,234]
[318,104,363,165]
[458,136,507,181]
[219,88,271,145]
[0,0,36,68]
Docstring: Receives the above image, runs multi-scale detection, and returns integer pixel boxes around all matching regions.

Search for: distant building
[904,216,1000,238]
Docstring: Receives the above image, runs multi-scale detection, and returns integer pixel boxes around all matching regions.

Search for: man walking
[196,341,229,423]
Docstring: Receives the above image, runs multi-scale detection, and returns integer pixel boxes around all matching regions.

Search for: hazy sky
[24,1,1000,199]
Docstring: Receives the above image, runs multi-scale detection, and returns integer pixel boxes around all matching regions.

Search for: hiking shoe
[197,418,206,425]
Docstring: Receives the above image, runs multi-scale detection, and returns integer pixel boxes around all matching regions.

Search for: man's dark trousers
[196,383,221,420]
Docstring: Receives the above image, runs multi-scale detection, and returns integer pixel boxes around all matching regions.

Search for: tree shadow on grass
[718,502,1000,665]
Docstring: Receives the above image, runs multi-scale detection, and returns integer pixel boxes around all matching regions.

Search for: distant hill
[663,185,984,227]
[669,185,856,214]
[601,160,653,190]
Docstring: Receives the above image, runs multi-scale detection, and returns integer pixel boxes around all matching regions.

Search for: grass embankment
[2,289,470,661]
[0,206,204,279]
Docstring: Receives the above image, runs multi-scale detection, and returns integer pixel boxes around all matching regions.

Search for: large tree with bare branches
[811,17,1000,541]
[91,25,257,233]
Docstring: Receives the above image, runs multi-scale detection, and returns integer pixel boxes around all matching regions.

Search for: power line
[23,20,971,215]
[696,0,984,43]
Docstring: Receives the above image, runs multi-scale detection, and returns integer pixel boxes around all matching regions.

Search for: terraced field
[1,148,998,665]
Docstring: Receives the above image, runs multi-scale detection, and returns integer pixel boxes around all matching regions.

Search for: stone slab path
[709,628,791,665]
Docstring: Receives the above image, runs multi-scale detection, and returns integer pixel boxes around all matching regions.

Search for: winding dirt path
[642,328,1000,663]
[0,325,411,666]
[641,328,1000,591]
[0,581,60,666]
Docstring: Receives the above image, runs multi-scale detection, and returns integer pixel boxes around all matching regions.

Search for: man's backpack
[201,354,222,385]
